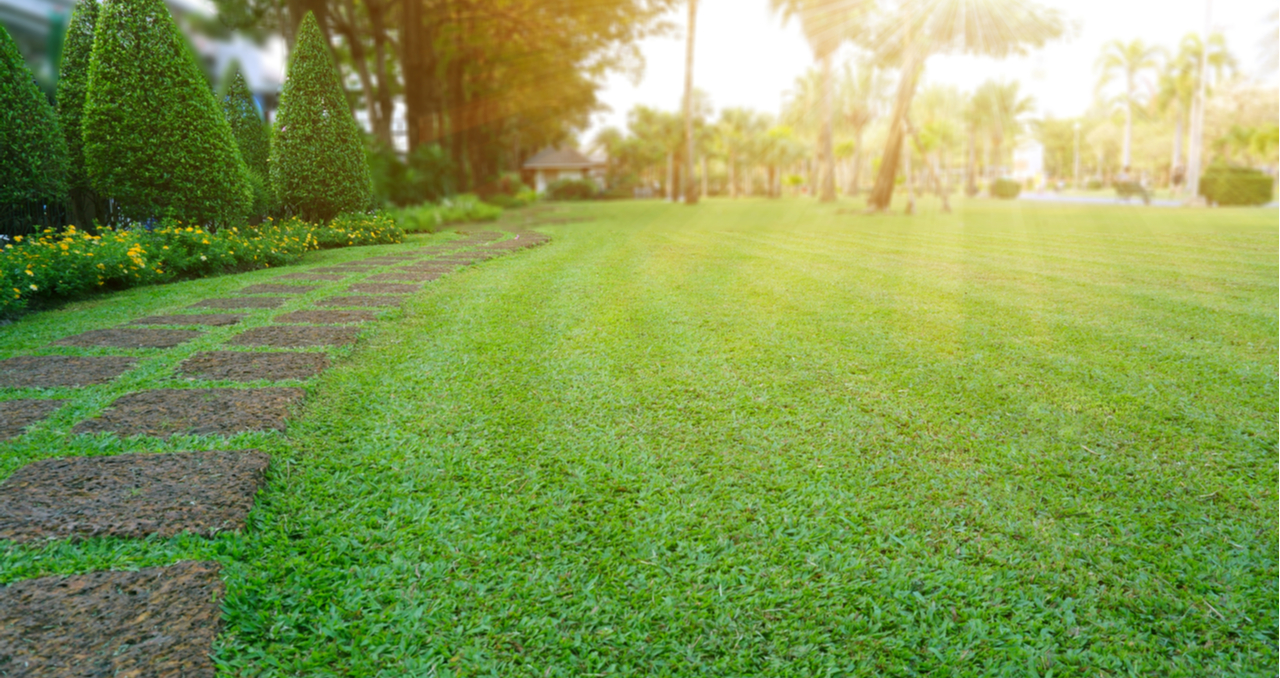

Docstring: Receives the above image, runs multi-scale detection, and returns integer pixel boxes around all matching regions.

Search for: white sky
[585,0,1279,140]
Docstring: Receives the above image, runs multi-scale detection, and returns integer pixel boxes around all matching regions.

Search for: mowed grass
[1,199,1276,676]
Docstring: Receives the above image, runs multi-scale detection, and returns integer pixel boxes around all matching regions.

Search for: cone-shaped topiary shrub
[271,12,373,222]
[83,0,250,227]
[219,61,273,218]
[55,0,99,225]
[1,24,68,231]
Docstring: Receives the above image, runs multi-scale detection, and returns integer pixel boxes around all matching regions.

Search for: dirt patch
[276,272,346,282]
[229,325,361,347]
[315,295,403,309]
[177,351,329,382]
[274,310,378,324]
[71,388,304,438]
[238,283,320,295]
[0,560,224,677]
[191,297,288,310]
[0,400,65,441]
[347,283,418,295]
[0,356,137,389]
[129,314,244,327]
[54,328,203,349]
[367,271,443,283]
[0,450,270,542]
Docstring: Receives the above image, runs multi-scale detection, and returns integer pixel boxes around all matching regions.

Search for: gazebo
[522,147,605,193]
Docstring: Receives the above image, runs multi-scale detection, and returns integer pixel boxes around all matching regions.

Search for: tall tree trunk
[666,152,674,201]
[1171,106,1185,192]
[1122,77,1133,167]
[868,46,925,211]
[401,0,426,151]
[729,156,736,198]
[682,0,699,205]
[819,51,836,202]
[965,126,977,195]
[337,0,377,124]
[903,120,914,214]
[850,128,864,195]
[701,156,708,198]
[367,0,394,145]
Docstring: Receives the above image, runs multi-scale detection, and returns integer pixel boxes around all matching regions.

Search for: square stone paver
[347,283,418,295]
[71,388,304,438]
[276,273,346,282]
[315,296,402,309]
[177,351,329,382]
[190,297,288,310]
[0,561,224,677]
[274,310,378,324]
[0,399,65,441]
[367,271,443,283]
[0,450,270,542]
[0,356,137,388]
[54,328,202,349]
[228,325,360,348]
[129,314,244,327]
[238,283,320,295]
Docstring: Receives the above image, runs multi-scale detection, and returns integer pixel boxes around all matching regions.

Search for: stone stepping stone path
[311,265,369,274]
[0,450,269,542]
[348,283,419,295]
[276,272,347,282]
[238,283,320,295]
[0,356,138,388]
[368,271,444,283]
[129,313,245,326]
[191,296,288,310]
[54,328,203,349]
[178,351,330,382]
[274,310,377,324]
[72,388,304,438]
[315,295,402,309]
[229,325,361,348]
[0,561,225,677]
[0,399,65,441]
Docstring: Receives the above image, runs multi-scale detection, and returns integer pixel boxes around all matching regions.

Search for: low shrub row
[393,195,502,233]
[1199,166,1274,206]
[1,213,402,317]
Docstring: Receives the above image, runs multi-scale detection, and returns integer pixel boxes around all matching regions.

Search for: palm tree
[770,0,869,202]
[837,58,888,195]
[1157,33,1233,193]
[683,0,699,205]
[866,0,1064,211]
[1096,39,1162,168]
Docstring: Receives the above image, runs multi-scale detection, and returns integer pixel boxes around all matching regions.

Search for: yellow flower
[29,284,37,291]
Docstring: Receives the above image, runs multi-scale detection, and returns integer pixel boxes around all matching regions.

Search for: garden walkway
[0,228,549,676]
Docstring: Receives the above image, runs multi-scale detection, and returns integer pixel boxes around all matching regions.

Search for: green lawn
[1,199,1276,676]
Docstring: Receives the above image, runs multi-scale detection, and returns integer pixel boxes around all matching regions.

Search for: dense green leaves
[271,12,372,222]
[55,0,97,195]
[220,63,270,179]
[0,25,68,207]
[83,0,251,226]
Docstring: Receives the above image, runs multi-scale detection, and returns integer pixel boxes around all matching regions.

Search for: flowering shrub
[309,212,404,249]
[1,219,316,316]
[394,194,502,233]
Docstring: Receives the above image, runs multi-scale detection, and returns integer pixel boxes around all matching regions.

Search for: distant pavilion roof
[522,147,604,170]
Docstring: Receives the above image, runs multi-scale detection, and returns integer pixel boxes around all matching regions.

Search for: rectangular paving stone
[54,328,202,349]
[72,388,304,438]
[190,296,288,310]
[347,283,418,295]
[238,283,320,295]
[315,295,403,308]
[368,271,443,283]
[0,450,270,542]
[276,272,346,281]
[129,313,244,327]
[228,325,360,348]
[178,351,330,382]
[0,561,224,677]
[274,310,378,325]
[0,356,137,388]
[0,399,65,441]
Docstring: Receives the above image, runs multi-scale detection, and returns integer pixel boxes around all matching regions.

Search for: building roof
[523,147,603,170]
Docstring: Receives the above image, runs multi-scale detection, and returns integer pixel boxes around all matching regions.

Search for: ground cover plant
[0,202,1274,675]
[393,194,503,232]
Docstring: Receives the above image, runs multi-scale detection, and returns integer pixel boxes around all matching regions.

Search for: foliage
[271,12,373,222]
[483,191,537,209]
[82,0,250,227]
[54,0,97,196]
[545,178,600,201]
[990,178,1022,199]
[393,195,502,233]
[308,212,404,249]
[0,220,314,316]
[0,25,68,213]
[219,62,270,179]
[1198,166,1274,206]
[368,140,455,207]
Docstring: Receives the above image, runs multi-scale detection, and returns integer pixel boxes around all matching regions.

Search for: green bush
[82,0,250,227]
[394,194,502,233]
[271,12,372,221]
[1086,178,1104,190]
[55,0,97,221]
[1199,166,1274,206]
[367,140,454,207]
[1,25,69,232]
[990,178,1021,199]
[484,188,538,209]
[309,212,404,249]
[219,62,273,220]
[545,178,599,201]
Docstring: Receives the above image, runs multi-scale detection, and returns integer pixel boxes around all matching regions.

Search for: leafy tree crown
[55,0,98,193]
[0,25,68,205]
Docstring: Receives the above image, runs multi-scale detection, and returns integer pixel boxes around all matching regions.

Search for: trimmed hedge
[990,178,1021,199]
[310,213,404,248]
[1199,166,1274,206]
[55,0,96,197]
[545,178,599,201]
[1,25,69,215]
[83,0,251,227]
[271,12,372,221]
[220,62,273,218]
[393,195,502,233]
